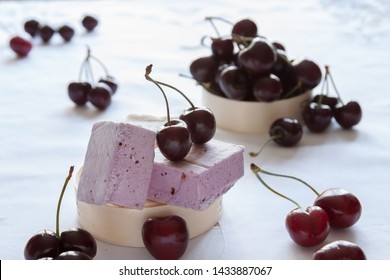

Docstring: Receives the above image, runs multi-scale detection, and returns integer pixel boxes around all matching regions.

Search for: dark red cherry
[333,101,362,129]
[9,36,32,57]
[218,65,249,100]
[142,215,189,260]
[237,37,277,76]
[180,106,216,144]
[231,18,257,38]
[211,37,234,62]
[60,228,97,258]
[252,74,282,102]
[302,102,333,133]
[24,230,61,260]
[314,188,362,228]
[68,82,91,106]
[269,118,303,147]
[313,240,366,260]
[39,25,55,43]
[312,94,339,110]
[56,250,92,260]
[156,119,192,161]
[88,83,113,110]
[293,59,322,90]
[98,76,118,94]
[82,15,99,32]
[285,206,330,247]
[189,55,219,84]
[58,25,75,42]
[24,19,40,37]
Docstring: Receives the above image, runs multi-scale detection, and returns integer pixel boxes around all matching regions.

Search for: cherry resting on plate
[250,163,330,247]
[142,215,189,260]
[9,36,32,57]
[313,240,366,260]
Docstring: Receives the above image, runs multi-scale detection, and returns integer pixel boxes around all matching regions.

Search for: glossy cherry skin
[293,59,322,90]
[24,230,61,260]
[237,37,277,76]
[68,82,91,106]
[157,119,192,161]
[58,25,75,42]
[189,55,219,84]
[88,83,113,110]
[252,74,282,102]
[231,18,257,38]
[82,15,99,32]
[60,228,97,258]
[142,215,189,260]
[39,25,55,43]
[211,37,234,62]
[98,76,118,94]
[24,19,40,37]
[9,36,32,57]
[269,118,303,147]
[314,188,362,228]
[218,65,249,100]
[56,250,92,260]
[180,107,216,144]
[333,101,362,129]
[313,240,366,260]
[302,102,333,133]
[285,206,330,247]
[312,94,339,110]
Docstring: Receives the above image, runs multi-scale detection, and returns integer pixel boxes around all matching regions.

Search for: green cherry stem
[152,79,196,110]
[250,163,301,209]
[145,64,172,125]
[249,135,282,157]
[55,165,75,238]
[283,81,302,99]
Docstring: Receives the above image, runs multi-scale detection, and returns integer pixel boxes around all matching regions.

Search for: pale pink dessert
[77,121,156,209]
[148,139,244,210]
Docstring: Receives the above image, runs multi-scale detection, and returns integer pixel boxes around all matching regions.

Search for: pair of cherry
[68,47,118,110]
[302,65,362,132]
[145,64,216,161]
[24,166,97,260]
[250,163,363,258]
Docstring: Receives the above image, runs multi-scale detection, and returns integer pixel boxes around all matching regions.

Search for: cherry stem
[250,163,301,209]
[55,166,75,238]
[283,81,302,99]
[153,79,196,109]
[253,165,320,196]
[249,135,282,157]
[145,64,171,125]
[326,65,344,106]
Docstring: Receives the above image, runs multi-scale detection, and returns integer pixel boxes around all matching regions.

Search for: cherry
[286,206,330,247]
[88,82,113,110]
[142,215,189,260]
[189,55,219,84]
[256,168,362,229]
[24,230,61,260]
[39,24,55,43]
[24,19,40,37]
[313,240,366,260]
[81,15,99,32]
[312,94,339,110]
[218,65,249,100]
[293,59,322,90]
[269,118,303,147]
[314,188,362,228]
[250,163,330,247]
[58,25,75,42]
[211,37,234,62]
[302,102,333,133]
[9,36,32,57]
[60,228,97,258]
[237,37,276,76]
[68,82,91,106]
[56,251,92,260]
[145,64,192,161]
[333,101,362,129]
[98,76,119,94]
[231,18,258,38]
[252,74,282,102]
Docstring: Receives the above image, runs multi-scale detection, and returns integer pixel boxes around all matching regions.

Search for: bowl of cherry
[189,17,321,134]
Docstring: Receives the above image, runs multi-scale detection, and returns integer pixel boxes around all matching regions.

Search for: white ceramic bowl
[202,90,311,134]
[74,167,222,247]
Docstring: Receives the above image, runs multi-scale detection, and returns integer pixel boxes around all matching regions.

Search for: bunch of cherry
[189,16,322,101]
[302,65,362,132]
[8,15,98,58]
[145,64,216,161]
[67,47,118,110]
[250,163,366,260]
[24,166,97,260]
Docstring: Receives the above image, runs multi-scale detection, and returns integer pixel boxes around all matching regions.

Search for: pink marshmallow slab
[148,139,244,210]
[77,121,156,209]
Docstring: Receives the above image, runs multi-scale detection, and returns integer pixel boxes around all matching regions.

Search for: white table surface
[1,0,390,260]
